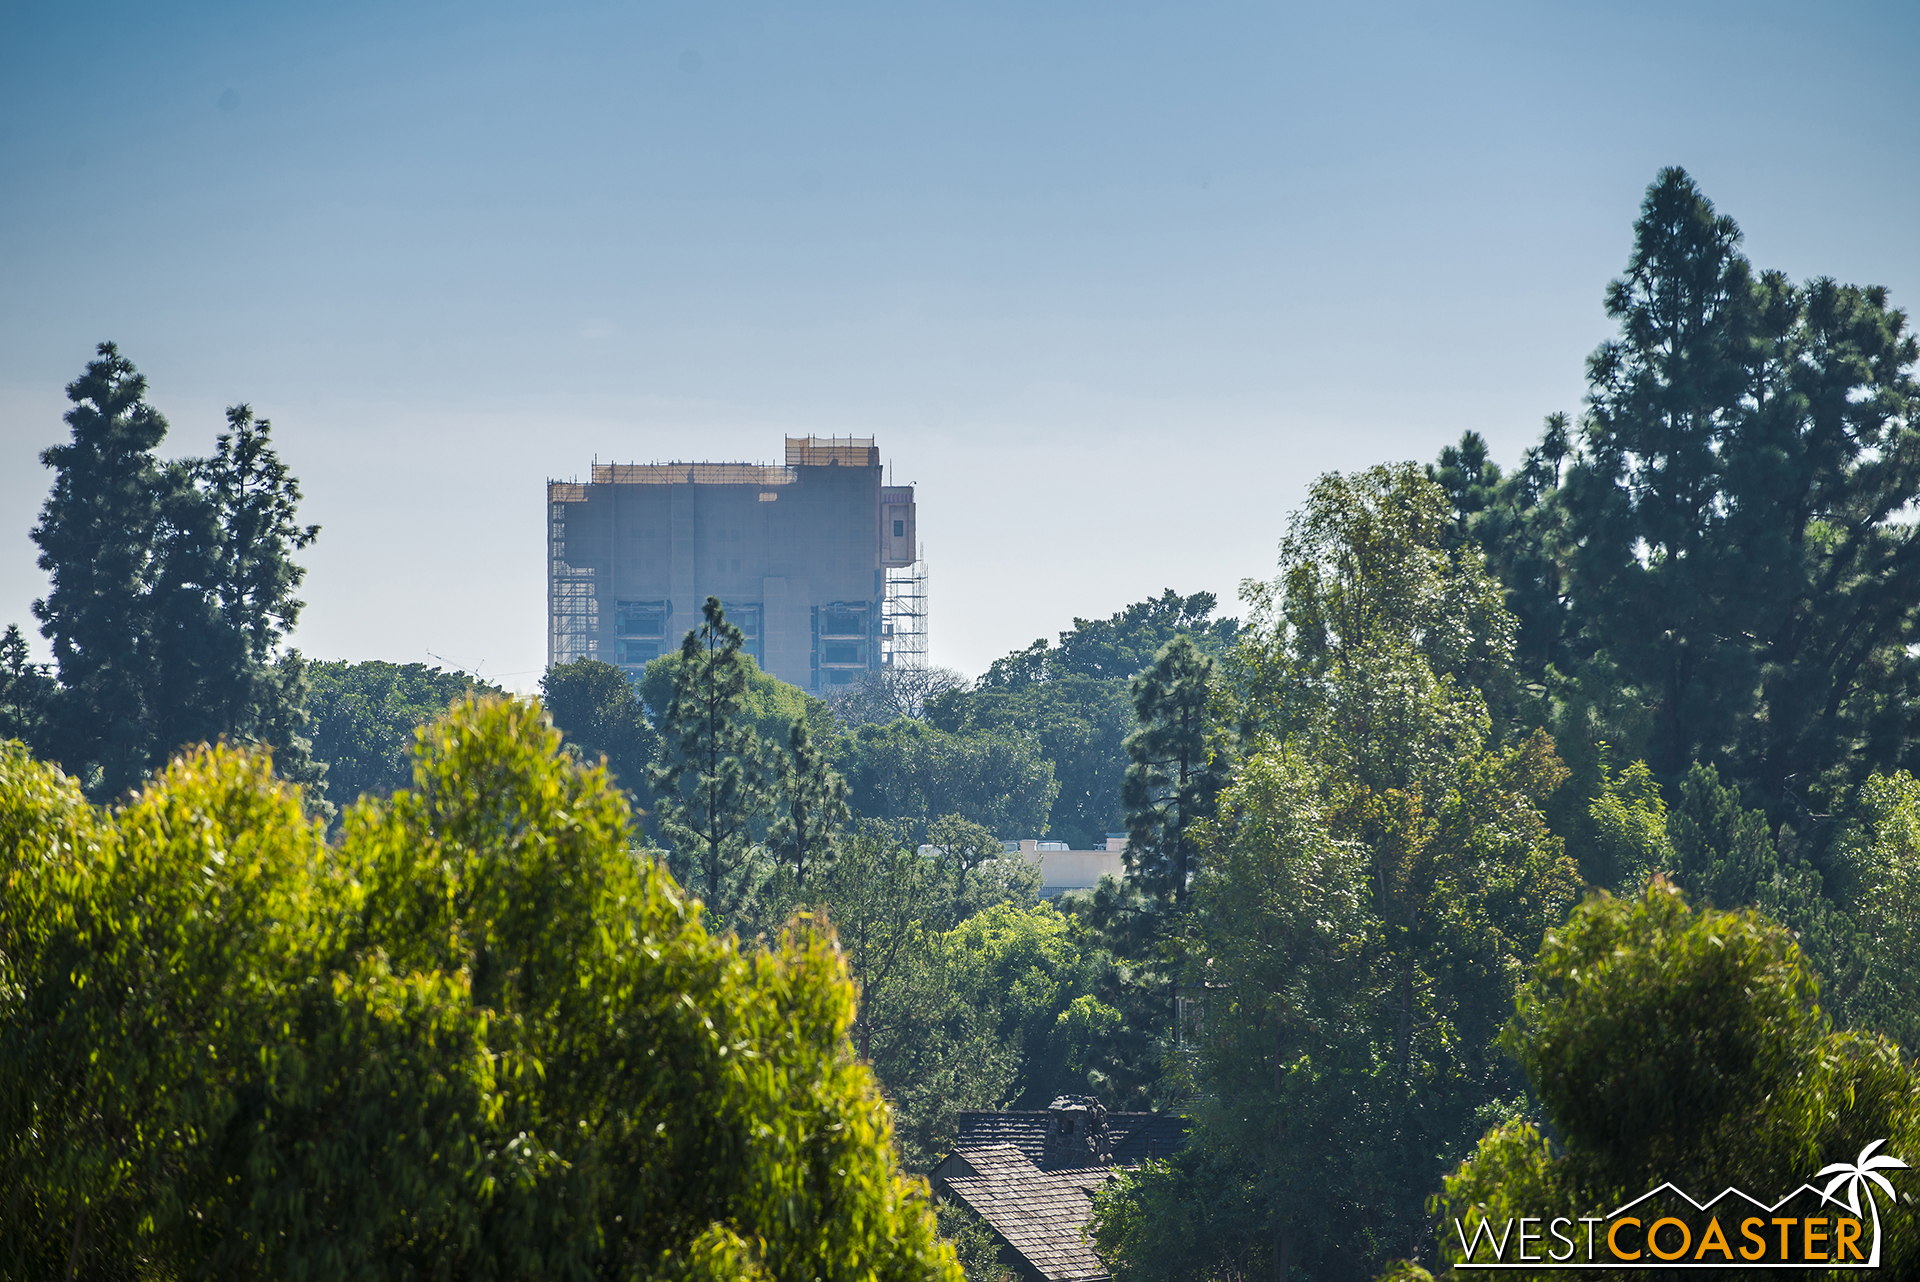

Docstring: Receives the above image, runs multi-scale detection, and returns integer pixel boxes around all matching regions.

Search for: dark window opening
[893,519,904,537]
[720,603,762,640]
[822,641,864,665]
[616,600,671,637]
[819,604,868,637]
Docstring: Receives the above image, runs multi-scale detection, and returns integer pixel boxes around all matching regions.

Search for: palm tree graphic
[1817,1139,1909,1267]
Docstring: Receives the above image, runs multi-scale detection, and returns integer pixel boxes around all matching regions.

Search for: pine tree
[1122,635,1227,908]
[648,597,771,921]
[769,717,848,891]
[0,625,56,748]
[30,346,326,804]
[30,343,184,794]
[181,406,326,800]
[1501,169,1920,831]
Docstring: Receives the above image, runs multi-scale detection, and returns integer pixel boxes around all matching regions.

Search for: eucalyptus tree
[0,700,960,1281]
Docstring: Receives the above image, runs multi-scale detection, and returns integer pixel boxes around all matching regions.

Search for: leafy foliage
[0,701,961,1280]
[1833,771,1920,1055]
[1094,463,1580,1281]
[811,820,1016,1167]
[928,673,1137,850]
[540,656,659,799]
[305,658,505,804]
[1436,882,1920,1280]
[845,718,1058,844]
[979,588,1239,687]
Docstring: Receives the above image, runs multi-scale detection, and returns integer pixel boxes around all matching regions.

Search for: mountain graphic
[1455,1143,1906,1270]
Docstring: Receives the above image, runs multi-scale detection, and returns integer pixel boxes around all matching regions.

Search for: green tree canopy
[541,656,659,800]
[845,718,1059,844]
[979,588,1238,688]
[305,659,505,805]
[1836,770,1920,1054]
[928,672,1136,850]
[0,700,959,1281]
[1435,882,1920,1280]
[809,819,1017,1169]
[1094,464,1580,1282]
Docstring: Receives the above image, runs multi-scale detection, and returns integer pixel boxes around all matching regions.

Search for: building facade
[547,436,919,692]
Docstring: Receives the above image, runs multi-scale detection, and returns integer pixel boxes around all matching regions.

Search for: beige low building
[1005,836,1127,899]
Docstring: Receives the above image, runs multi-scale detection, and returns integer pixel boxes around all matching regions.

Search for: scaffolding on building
[786,436,880,468]
[590,462,796,486]
[882,550,929,670]
[547,484,599,667]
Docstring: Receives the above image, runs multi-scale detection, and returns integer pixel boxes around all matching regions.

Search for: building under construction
[547,436,925,692]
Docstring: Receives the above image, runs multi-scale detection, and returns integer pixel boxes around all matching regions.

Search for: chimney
[1044,1094,1113,1165]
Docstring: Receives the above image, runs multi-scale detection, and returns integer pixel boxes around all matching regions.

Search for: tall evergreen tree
[30,349,325,803]
[649,597,771,920]
[0,626,56,749]
[31,344,184,794]
[181,406,326,800]
[1468,170,1920,835]
[1122,635,1228,908]
[769,717,849,892]
[1558,166,1766,787]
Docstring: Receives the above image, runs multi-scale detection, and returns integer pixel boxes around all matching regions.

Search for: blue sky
[3,0,1917,685]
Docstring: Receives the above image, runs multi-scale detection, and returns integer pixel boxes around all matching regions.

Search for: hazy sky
[3,0,1917,688]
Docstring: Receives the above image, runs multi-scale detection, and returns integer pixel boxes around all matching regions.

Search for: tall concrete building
[547,436,923,692]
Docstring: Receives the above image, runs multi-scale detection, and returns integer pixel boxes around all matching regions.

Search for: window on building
[820,603,867,637]
[617,639,659,666]
[893,519,904,537]
[616,600,671,637]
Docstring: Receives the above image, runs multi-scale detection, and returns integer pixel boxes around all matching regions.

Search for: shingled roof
[939,1147,1112,1282]
[931,1099,1188,1282]
[954,1110,1187,1169]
